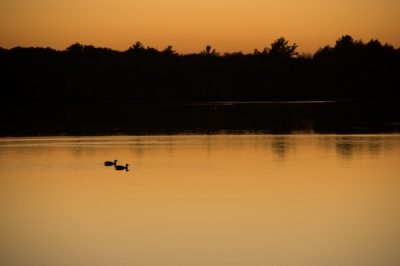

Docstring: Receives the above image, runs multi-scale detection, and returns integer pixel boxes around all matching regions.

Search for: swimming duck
[104,159,118,166]
[115,164,129,170]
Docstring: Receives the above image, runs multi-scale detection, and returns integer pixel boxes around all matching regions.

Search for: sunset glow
[1,0,399,54]
[1,136,400,266]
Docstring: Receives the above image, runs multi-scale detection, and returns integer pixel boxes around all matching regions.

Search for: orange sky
[1,0,399,54]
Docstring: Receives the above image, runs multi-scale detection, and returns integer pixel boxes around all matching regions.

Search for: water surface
[1,135,400,266]
[2,100,400,136]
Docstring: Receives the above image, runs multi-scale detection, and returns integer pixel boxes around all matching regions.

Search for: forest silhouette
[1,35,400,136]
[1,35,399,101]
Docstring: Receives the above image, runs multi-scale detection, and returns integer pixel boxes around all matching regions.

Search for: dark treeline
[1,35,400,101]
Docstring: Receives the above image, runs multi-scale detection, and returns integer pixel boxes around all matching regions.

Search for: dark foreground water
[1,100,400,136]
[1,135,400,266]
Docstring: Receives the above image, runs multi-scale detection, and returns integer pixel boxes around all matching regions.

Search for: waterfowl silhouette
[104,159,118,166]
[115,164,129,171]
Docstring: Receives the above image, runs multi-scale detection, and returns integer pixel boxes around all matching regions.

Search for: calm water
[2,100,400,136]
[1,135,400,266]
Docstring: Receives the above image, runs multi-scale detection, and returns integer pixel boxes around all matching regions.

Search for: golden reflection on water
[0,135,400,266]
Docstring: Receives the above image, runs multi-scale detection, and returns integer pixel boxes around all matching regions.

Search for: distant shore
[1,35,399,136]
[1,35,400,102]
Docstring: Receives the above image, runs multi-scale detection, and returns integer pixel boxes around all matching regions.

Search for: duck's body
[104,159,118,166]
[115,164,129,170]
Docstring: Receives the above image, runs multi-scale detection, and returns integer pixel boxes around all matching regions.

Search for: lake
[1,135,400,266]
[2,100,400,136]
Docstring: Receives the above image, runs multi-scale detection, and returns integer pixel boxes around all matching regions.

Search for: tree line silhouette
[1,35,399,101]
